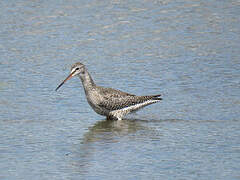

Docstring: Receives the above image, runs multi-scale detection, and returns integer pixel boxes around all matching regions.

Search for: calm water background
[0,0,240,179]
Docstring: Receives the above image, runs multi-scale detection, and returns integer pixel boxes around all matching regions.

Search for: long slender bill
[55,72,74,91]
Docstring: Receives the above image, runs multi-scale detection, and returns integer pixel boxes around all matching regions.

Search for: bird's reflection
[69,117,183,175]
[82,118,146,143]
[70,118,147,175]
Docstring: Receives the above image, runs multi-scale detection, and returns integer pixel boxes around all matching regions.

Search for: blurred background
[0,0,239,179]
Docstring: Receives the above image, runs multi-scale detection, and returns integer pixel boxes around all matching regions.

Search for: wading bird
[56,62,162,120]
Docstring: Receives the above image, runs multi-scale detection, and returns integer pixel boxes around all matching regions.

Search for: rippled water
[0,0,240,179]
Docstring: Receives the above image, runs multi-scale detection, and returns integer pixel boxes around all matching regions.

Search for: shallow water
[0,0,240,179]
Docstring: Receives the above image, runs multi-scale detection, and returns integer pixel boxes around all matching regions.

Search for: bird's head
[55,62,85,91]
[70,62,85,76]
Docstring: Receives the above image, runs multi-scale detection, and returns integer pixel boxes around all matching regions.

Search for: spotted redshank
[56,62,162,120]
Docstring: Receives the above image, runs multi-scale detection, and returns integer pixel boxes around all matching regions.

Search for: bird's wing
[96,86,162,111]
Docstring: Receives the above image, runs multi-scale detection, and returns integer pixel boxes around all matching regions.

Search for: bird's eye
[76,68,79,70]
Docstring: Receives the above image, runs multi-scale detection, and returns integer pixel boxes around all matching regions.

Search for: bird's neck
[78,69,96,92]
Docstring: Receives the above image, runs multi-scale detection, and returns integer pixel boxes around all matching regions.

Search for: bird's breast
[85,90,109,116]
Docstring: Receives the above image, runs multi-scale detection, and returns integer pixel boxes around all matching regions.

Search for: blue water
[0,0,240,179]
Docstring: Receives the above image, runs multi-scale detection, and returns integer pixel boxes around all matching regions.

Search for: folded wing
[96,86,162,111]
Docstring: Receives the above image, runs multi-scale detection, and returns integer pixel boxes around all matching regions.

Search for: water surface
[0,0,240,179]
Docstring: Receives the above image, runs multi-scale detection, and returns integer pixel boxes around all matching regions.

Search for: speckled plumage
[56,62,162,120]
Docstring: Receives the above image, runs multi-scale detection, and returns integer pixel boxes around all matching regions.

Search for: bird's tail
[151,94,162,101]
